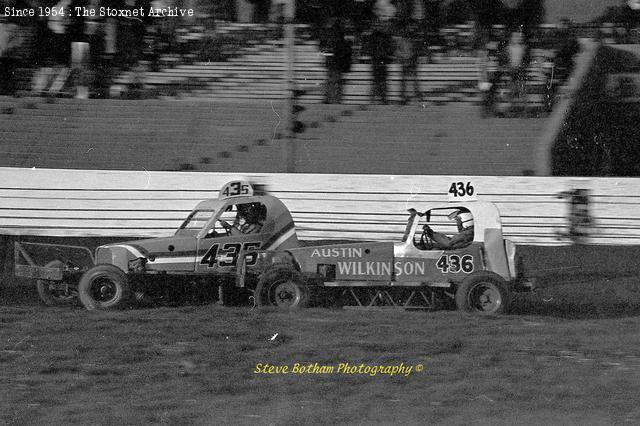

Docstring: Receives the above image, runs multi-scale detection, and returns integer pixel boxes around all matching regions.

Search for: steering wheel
[419,225,434,250]
[220,220,232,236]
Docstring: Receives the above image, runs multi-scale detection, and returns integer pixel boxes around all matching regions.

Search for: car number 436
[436,254,474,273]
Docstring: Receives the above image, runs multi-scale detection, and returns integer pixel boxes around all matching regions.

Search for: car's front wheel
[255,266,309,309]
[455,272,509,314]
[78,264,131,311]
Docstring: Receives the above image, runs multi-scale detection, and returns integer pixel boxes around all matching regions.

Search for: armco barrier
[0,167,639,246]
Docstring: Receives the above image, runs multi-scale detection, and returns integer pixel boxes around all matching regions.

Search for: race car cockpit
[414,208,475,250]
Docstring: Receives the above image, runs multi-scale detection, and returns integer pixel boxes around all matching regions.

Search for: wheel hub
[273,281,299,307]
[92,278,117,302]
[277,289,293,302]
[470,283,501,312]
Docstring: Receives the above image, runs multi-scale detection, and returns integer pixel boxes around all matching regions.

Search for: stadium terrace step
[0,98,288,171]
[0,99,547,175]
[112,34,484,104]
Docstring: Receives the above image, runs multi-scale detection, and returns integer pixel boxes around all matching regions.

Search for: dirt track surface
[2,275,640,425]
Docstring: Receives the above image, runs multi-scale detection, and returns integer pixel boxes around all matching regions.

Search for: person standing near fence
[366,21,394,104]
[507,30,528,107]
[0,16,15,95]
[320,19,352,104]
[396,21,421,104]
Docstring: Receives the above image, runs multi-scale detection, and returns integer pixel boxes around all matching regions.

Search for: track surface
[2,273,640,425]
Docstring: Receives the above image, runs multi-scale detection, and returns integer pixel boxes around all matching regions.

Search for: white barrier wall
[0,168,638,246]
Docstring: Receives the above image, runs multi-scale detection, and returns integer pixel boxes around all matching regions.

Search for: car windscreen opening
[180,210,215,230]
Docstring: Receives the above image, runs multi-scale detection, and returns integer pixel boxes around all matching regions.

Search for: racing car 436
[253,199,533,314]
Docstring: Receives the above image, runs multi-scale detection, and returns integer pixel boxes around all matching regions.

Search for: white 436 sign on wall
[447,181,477,202]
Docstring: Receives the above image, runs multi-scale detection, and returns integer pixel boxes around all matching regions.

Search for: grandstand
[0,12,623,177]
[1,18,594,175]
[109,22,556,106]
[0,95,548,175]
[114,38,483,104]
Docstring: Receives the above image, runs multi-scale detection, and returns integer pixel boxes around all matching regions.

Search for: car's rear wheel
[455,272,509,314]
[78,264,131,311]
[36,260,77,306]
[255,266,309,309]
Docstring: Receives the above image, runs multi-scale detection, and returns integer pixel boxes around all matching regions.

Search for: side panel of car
[288,242,488,286]
[142,236,199,272]
[196,234,266,273]
[289,242,395,282]
[393,242,485,283]
[95,245,130,272]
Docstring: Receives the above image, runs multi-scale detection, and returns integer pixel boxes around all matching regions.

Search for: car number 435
[436,254,474,273]
[200,242,261,268]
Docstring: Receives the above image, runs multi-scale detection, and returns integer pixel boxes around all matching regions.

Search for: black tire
[255,266,309,309]
[36,260,77,306]
[455,272,509,315]
[78,264,131,311]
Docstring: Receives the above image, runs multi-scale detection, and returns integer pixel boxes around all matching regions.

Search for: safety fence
[0,167,638,246]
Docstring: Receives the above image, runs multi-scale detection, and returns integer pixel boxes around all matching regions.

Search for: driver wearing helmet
[221,203,264,235]
[423,209,474,250]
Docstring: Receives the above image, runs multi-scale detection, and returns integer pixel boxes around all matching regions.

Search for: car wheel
[36,260,77,306]
[255,266,309,309]
[455,272,509,314]
[78,264,131,311]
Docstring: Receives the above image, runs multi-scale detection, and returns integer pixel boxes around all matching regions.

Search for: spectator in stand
[0,16,16,95]
[0,17,9,57]
[554,19,579,82]
[366,21,394,104]
[68,0,87,43]
[320,19,352,104]
[89,21,112,98]
[423,0,442,63]
[49,0,71,65]
[396,20,422,104]
[69,0,89,98]
[477,47,493,116]
[249,0,270,23]
[374,0,396,21]
[480,35,508,117]
[506,30,528,107]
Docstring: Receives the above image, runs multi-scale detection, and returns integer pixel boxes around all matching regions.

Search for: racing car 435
[15,181,298,310]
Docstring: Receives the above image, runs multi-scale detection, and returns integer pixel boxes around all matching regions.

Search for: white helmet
[449,210,474,231]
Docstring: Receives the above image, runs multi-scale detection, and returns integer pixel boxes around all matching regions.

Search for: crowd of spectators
[316,14,583,114]
[0,0,202,97]
[0,0,637,112]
